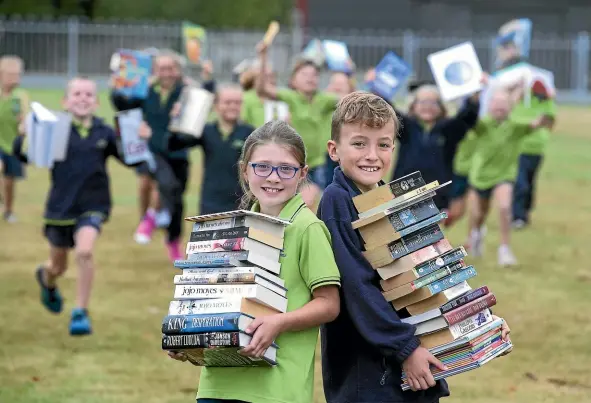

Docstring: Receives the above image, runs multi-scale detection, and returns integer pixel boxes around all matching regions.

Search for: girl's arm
[240,285,340,358]
[440,95,480,146]
[255,42,278,100]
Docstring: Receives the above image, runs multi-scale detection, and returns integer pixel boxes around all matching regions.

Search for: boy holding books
[317,91,449,402]
[13,77,147,335]
[0,55,29,223]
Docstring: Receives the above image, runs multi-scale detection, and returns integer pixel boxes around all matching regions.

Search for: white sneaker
[469,229,484,258]
[3,212,17,223]
[512,219,526,230]
[498,245,518,267]
[155,208,171,228]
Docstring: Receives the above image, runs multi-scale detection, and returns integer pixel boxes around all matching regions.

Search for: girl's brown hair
[238,120,307,209]
[407,84,448,119]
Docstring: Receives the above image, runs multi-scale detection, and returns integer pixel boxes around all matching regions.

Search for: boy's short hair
[65,75,96,97]
[214,82,243,103]
[0,55,24,72]
[331,91,399,142]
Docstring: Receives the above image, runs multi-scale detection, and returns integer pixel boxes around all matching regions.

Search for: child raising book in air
[467,84,550,267]
[13,77,148,336]
[317,91,511,402]
[167,120,341,403]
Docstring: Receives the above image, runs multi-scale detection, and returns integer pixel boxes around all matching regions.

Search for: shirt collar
[251,193,306,223]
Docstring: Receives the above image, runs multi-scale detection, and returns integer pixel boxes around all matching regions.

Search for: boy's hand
[239,314,284,358]
[170,102,182,118]
[138,121,152,139]
[201,60,214,81]
[402,346,447,392]
[167,351,188,362]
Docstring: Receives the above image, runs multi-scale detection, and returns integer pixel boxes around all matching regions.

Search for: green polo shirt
[511,95,556,156]
[453,130,480,177]
[468,116,534,190]
[0,88,28,154]
[241,89,265,129]
[197,193,341,403]
[276,89,338,169]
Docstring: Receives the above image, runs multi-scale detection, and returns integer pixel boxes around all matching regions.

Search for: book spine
[182,267,255,275]
[449,309,493,339]
[186,238,247,254]
[188,251,250,262]
[162,331,241,349]
[412,261,465,289]
[389,171,426,196]
[191,216,245,232]
[443,294,497,325]
[162,313,241,334]
[174,273,256,285]
[174,259,238,269]
[472,338,504,361]
[387,198,439,230]
[426,266,477,295]
[189,227,251,243]
[183,348,274,367]
[413,247,467,278]
[398,212,447,238]
[440,286,490,314]
[168,299,245,316]
[388,224,444,260]
[174,284,257,300]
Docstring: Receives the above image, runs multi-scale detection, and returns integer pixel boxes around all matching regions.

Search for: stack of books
[161,210,291,367]
[351,171,512,390]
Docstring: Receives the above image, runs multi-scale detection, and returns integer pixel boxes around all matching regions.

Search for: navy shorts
[44,214,104,249]
[474,181,514,200]
[449,173,469,200]
[0,150,25,179]
[308,165,326,190]
[135,161,155,178]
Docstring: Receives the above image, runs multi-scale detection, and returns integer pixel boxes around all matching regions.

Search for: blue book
[368,51,411,101]
[110,49,153,99]
[425,266,477,295]
[322,40,355,74]
[162,312,255,334]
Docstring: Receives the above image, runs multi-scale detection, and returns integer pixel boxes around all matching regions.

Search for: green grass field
[1,90,590,403]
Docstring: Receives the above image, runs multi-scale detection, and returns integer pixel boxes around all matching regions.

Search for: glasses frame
[249,162,302,179]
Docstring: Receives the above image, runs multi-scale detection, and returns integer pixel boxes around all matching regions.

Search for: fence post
[291,8,304,59]
[67,17,80,78]
[402,30,415,72]
[489,37,497,72]
[574,31,589,94]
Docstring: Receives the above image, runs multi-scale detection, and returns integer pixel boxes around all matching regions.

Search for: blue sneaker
[69,308,92,336]
[35,266,63,313]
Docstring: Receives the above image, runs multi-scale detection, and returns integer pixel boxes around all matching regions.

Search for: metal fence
[2,17,590,103]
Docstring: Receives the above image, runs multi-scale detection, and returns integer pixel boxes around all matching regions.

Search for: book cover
[182,21,207,66]
[168,86,214,137]
[115,108,156,169]
[440,286,490,314]
[110,49,152,99]
[368,51,411,101]
[162,312,254,334]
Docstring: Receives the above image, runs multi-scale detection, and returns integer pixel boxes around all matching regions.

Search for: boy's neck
[0,86,16,97]
[354,181,379,193]
[72,115,93,127]
[218,119,236,133]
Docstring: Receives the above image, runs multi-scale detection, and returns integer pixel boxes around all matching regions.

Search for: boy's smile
[328,121,395,193]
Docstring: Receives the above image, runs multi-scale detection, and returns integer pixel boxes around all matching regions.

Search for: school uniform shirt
[512,95,556,156]
[240,89,266,128]
[13,117,132,225]
[452,130,480,177]
[166,121,255,214]
[317,167,450,403]
[276,89,338,169]
[197,193,341,403]
[0,88,28,154]
[393,99,479,208]
[468,116,536,191]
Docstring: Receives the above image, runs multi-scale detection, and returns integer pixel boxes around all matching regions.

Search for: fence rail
[1,17,590,103]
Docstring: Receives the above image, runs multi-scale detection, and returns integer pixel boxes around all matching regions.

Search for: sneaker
[35,266,63,314]
[69,307,92,336]
[498,245,518,267]
[512,219,527,230]
[166,240,183,263]
[469,228,484,258]
[134,212,156,245]
[3,211,17,223]
[155,208,171,228]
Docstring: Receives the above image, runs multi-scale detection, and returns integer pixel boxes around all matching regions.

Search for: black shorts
[44,214,104,249]
[135,161,155,178]
[449,173,469,200]
[473,181,514,200]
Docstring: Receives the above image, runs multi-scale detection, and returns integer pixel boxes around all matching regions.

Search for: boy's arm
[12,135,28,164]
[109,91,144,112]
[324,217,421,364]
[255,42,279,100]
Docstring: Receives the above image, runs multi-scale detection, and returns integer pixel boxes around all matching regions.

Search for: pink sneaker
[134,212,156,245]
[166,240,183,262]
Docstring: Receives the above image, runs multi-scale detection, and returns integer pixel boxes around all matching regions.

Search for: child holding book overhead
[0,55,29,223]
[317,91,511,402]
[467,85,550,266]
[13,77,147,335]
[168,120,341,403]
[140,84,255,215]
[392,83,482,211]
[256,41,340,207]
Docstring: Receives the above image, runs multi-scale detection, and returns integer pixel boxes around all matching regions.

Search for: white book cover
[116,108,156,169]
[26,102,59,169]
[169,86,214,137]
[428,42,484,101]
[449,308,493,339]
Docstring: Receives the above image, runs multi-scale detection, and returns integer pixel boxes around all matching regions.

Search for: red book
[443,293,497,326]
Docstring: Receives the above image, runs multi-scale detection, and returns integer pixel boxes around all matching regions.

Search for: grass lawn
[0,90,590,403]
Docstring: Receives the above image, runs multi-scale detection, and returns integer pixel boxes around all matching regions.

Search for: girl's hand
[138,121,152,139]
[240,314,285,358]
[170,102,182,118]
[167,351,188,362]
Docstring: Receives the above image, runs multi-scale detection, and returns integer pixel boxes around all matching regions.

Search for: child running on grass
[13,77,148,335]
[168,120,341,403]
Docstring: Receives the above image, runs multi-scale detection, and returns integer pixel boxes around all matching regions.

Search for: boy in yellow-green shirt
[467,87,550,267]
[0,55,28,223]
